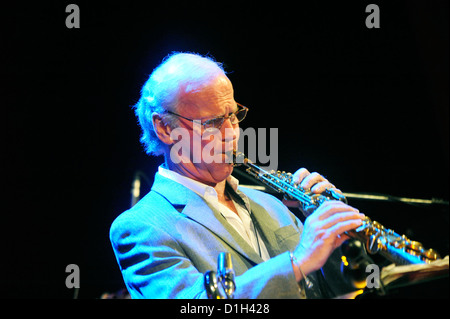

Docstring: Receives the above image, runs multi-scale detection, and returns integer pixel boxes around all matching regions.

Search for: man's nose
[221,118,238,140]
[222,117,233,129]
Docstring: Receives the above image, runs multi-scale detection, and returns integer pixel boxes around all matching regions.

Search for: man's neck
[214,180,228,201]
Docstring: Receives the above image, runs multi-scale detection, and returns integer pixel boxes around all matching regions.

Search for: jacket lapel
[236,187,301,256]
[235,188,282,257]
[151,172,265,264]
[248,200,283,256]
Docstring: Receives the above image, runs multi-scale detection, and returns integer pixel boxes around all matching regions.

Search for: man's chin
[208,161,234,182]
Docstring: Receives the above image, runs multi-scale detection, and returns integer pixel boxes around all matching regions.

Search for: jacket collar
[151,172,268,264]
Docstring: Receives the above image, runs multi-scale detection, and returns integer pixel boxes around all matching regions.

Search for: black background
[2,1,448,298]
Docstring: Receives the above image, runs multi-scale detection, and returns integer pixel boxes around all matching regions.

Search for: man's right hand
[291,200,365,281]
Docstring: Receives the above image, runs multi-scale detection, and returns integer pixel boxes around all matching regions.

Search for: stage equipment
[204,252,236,299]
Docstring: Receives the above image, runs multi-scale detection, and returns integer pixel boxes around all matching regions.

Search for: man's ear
[152,112,174,145]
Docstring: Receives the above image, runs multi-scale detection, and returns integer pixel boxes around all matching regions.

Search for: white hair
[133,52,226,156]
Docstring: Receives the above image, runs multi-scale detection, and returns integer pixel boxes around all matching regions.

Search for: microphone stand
[342,192,449,206]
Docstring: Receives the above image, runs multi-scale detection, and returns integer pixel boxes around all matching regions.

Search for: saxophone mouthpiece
[232,150,248,166]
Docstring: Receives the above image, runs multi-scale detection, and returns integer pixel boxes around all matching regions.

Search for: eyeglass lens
[204,108,246,129]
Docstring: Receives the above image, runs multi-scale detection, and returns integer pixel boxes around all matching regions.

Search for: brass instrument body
[233,151,440,265]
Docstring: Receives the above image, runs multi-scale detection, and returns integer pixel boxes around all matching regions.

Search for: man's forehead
[189,73,232,94]
[180,74,233,104]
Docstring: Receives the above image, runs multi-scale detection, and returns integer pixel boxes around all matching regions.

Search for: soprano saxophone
[233,151,440,265]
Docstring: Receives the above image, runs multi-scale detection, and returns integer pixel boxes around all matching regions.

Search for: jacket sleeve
[231,251,304,299]
[110,211,305,299]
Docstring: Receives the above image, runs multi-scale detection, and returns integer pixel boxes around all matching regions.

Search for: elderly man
[110,52,365,298]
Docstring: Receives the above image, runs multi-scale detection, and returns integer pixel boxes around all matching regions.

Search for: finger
[292,168,310,185]
[327,219,364,239]
[319,211,365,229]
[313,200,360,220]
[311,181,335,194]
[300,172,327,190]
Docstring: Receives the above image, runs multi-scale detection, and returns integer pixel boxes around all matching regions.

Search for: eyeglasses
[166,103,248,131]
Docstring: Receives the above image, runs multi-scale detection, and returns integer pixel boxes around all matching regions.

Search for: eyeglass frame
[165,102,248,131]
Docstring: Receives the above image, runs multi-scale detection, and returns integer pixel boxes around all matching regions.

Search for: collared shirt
[158,165,270,261]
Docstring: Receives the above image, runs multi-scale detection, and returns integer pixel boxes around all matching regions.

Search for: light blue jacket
[110,172,347,298]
